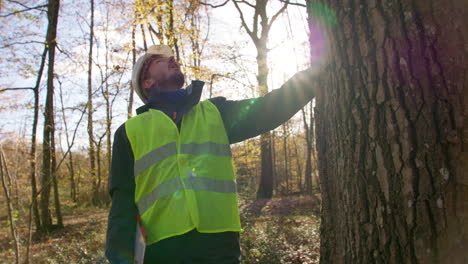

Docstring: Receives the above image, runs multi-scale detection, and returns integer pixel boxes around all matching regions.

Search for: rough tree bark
[312,0,468,263]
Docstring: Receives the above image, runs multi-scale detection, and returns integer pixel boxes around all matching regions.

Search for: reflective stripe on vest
[136,177,237,214]
[125,100,241,245]
[134,142,231,177]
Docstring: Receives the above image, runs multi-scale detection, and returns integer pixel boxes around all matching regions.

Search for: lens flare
[307,2,337,27]
[307,3,336,65]
[174,190,183,199]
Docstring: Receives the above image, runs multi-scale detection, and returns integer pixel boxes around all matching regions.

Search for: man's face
[143,56,185,92]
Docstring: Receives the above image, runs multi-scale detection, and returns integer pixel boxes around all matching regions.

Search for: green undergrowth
[239,195,321,264]
[0,195,321,264]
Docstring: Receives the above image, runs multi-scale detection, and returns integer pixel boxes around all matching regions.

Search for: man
[106,45,319,264]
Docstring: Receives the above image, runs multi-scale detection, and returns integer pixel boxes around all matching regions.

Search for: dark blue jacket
[106,69,316,263]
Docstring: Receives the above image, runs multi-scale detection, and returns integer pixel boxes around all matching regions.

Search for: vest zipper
[155,110,196,225]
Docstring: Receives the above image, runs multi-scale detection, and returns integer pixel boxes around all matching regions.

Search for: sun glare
[267,3,334,89]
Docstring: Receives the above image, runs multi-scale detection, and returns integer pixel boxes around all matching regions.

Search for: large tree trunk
[313,0,468,263]
[40,0,60,230]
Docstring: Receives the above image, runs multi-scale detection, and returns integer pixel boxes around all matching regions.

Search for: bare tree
[128,11,137,119]
[86,0,98,205]
[29,46,47,231]
[39,0,61,230]
[230,0,288,199]
[58,79,87,202]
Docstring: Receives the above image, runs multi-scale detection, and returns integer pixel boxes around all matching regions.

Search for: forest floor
[0,194,321,264]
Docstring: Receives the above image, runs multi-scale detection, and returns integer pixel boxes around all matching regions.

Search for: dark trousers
[143,229,241,264]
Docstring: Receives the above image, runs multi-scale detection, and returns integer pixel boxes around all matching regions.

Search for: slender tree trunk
[302,106,313,193]
[105,87,111,184]
[40,0,60,230]
[165,0,180,61]
[292,135,303,192]
[282,123,289,194]
[230,0,288,199]
[140,23,148,51]
[128,12,136,118]
[256,42,274,199]
[59,77,77,203]
[309,103,318,190]
[76,164,81,198]
[68,152,76,202]
[87,0,97,204]
[188,3,203,79]
[103,18,112,187]
[155,0,165,44]
[0,149,20,264]
[95,138,103,203]
[30,46,48,231]
[51,129,62,227]
[272,131,278,193]
[312,0,468,263]
[25,200,34,264]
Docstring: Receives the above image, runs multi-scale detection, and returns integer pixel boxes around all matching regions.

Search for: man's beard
[154,71,185,92]
[169,71,185,88]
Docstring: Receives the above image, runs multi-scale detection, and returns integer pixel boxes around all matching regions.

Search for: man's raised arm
[211,67,319,144]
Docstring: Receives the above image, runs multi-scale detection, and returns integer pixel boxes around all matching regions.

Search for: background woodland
[1,0,467,263]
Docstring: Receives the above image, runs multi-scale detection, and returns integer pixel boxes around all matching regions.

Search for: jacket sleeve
[106,124,138,264]
[210,68,317,144]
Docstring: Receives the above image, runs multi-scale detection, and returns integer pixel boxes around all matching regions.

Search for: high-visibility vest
[125,100,241,245]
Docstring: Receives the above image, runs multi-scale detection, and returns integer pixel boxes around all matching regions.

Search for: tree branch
[267,1,289,31]
[278,0,306,7]
[6,0,33,9]
[0,87,34,93]
[147,23,163,43]
[199,0,229,8]
[0,40,44,49]
[234,0,256,9]
[232,0,257,42]
[252,2,259,40]
[0,3,47,17]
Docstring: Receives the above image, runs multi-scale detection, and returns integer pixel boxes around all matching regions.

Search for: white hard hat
[131,45,174,104]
